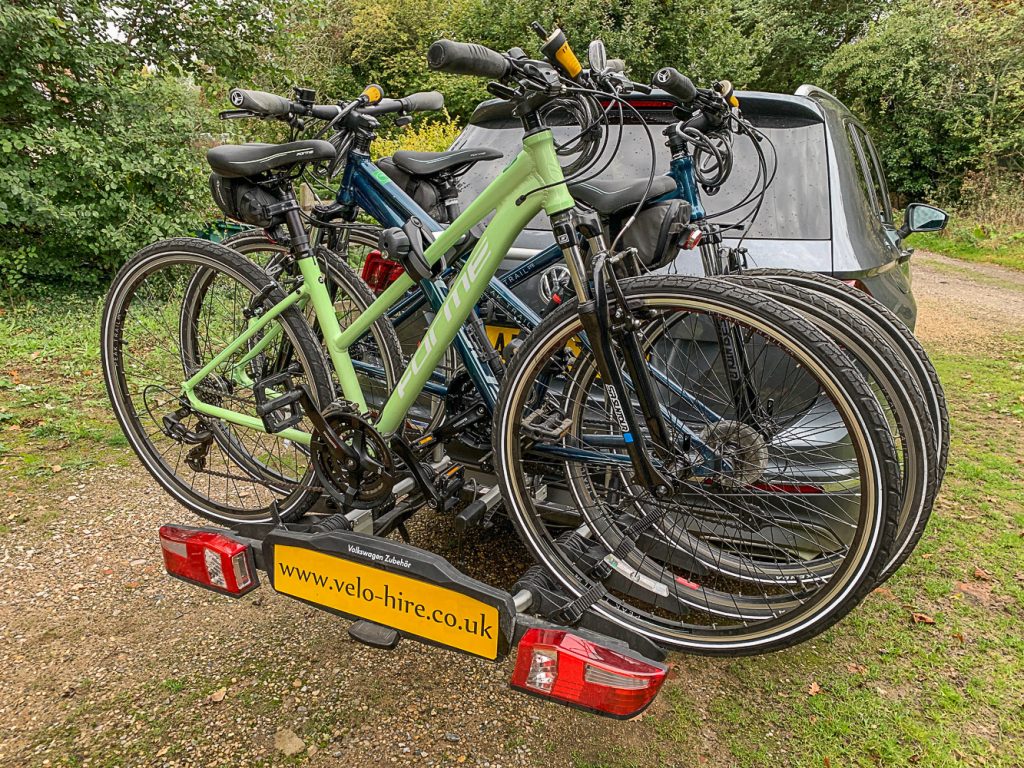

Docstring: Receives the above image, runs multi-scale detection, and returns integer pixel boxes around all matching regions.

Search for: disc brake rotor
[700,419,769,488]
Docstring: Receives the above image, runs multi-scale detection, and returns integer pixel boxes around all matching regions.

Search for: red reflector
[510,628,666,718]
[159,525,258,597]
[683,228,702,250]
[752,481,824,494]
[361,250,405,294]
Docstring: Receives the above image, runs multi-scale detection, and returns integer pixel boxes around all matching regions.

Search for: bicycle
[102,35,902,654]
[217,56,943,585]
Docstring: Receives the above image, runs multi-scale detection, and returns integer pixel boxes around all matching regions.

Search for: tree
[0,0,289,288]
[736,0,892,93]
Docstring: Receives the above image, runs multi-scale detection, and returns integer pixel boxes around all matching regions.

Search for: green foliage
[461,0,757,93]
[371,116,464,159]
[735,0,891,94]
[821,0,1024,206]
[4,0,1023,290]
[0,0,289,290]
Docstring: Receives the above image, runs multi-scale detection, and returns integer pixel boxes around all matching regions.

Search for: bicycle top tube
[337,149,446,233]
[325,129,573,434]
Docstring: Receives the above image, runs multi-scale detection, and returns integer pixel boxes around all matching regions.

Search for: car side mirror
[898,203,949,239]
[588,39,607,74]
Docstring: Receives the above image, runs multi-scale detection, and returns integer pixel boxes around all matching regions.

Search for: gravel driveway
[2,251,1021,768]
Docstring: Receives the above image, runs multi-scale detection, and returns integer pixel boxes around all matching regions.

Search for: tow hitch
[157,523,667,719]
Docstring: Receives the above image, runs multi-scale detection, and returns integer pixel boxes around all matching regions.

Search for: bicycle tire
[744,268,950,483]
[494,274,901,655]
[101,237,335,524]
[727,274,937,582]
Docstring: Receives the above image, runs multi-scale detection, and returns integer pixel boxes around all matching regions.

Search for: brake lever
[218,109,260,120]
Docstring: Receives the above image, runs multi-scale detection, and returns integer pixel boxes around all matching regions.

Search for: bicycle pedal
[436,464,465,513]
[522,405,572,442]
[254,372,304,433]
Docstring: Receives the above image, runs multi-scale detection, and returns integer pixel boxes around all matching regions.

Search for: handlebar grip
[427,40,510,79]
[401,90,445,113]
[651,68,697,104]
[606,59,626,73]
[310,104,343,120]
[229,88,294,116]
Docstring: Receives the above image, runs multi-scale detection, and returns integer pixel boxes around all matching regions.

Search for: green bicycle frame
[182,130,574,439]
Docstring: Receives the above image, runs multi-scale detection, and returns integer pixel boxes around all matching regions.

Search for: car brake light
[159,524,258,597]
[752,481,824,494]
[841,278,871,295]
[361,250,405,294]
[510,628,667,718]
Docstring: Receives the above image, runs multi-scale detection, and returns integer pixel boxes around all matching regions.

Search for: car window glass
[454,111,831,240]
[848,124,891,224]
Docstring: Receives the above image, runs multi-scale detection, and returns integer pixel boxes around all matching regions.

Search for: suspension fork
[554,212,672,492]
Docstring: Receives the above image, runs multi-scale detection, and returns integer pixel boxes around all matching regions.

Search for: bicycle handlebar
[363,91,445,116]
[427,40,511,80]
[229,88,293,116]
[651,68,697,104]
[228,87,343,121]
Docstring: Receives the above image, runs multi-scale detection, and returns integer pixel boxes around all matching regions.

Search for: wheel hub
[700,419,768,488]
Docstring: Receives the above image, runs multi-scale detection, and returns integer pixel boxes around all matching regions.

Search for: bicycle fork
[553,211,674,492]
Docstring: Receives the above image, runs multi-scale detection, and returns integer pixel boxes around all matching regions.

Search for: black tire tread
[494,274,901,655]
[102,237,335,524]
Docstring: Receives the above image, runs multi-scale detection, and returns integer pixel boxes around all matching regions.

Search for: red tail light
[510,628,667,718]
[361,250,405,294]
[159,525,258,597]
[752,481,825,494]
[841,278,871,295]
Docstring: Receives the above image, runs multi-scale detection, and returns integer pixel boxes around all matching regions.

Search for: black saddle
[568,175,677,216]
[392,147,504,176]
[206,140,336,179]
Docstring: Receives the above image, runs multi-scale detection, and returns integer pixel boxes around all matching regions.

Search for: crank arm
[297,388,361,465]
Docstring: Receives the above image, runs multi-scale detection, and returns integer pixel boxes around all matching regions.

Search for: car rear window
[452,102,831,240]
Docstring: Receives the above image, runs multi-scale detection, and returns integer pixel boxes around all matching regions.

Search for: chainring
[311,405,395,510]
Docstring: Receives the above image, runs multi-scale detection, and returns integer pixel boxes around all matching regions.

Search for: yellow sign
[486,324,581,357]
[485,324,521,353]
[273,544,500,659]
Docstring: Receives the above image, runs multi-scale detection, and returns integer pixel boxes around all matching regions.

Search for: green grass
[0,291,133,525]
[3,287,1022,767]
[570,338,1024,767]
[911,218,1024,272]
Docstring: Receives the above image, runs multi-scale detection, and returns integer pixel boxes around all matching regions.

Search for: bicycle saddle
[206,140,336,179]
[568,175,677,216]
[391,147,503,176]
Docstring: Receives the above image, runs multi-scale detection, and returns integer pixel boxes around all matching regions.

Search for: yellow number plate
[485,324,521,352]
[272,544,500,659]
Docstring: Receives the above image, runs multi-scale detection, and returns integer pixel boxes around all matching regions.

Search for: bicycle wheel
[222,227,448,432]
[744,268,950,483]
[494,275,900,655]
[727,274,936,582]
[101,238,335,524]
